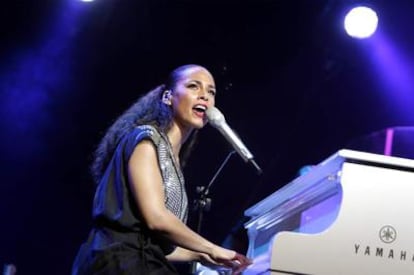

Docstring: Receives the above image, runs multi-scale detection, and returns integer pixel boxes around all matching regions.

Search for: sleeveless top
[91,124,188,253]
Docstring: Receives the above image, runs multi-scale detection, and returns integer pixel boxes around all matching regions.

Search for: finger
[220,259,237,268]
[232,260,251,274]
[232,265,246,275]
[230,254,253,275]
[202,254,224,267]
[234,253,252,266]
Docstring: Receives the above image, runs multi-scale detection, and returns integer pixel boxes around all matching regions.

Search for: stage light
[80,0,94,2]
[344,6,378,39]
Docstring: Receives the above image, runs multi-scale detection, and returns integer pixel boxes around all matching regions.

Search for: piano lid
[244,149,414,220]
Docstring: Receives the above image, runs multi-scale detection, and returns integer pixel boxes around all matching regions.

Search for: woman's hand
[196,251,251,274]
[230,252,252,274]
[207,245,252,274]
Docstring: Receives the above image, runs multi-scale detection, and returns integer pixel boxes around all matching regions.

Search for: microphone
[206,106,262,175]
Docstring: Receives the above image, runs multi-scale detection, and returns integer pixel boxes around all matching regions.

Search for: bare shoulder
[130,139,158,166]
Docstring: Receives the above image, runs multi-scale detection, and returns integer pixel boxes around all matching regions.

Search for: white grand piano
[243,149,414,275]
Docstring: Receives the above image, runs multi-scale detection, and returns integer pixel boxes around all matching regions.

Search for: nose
[198,94,208,101]
[197,89,209,101]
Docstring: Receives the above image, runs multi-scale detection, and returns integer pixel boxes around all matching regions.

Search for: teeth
[194,105,206,111]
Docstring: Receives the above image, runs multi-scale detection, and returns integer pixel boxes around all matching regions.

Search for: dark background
[1,0,414,274]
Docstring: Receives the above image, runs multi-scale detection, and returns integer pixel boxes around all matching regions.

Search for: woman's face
[170,66,216,130]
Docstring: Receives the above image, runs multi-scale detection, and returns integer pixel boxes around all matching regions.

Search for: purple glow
[0,3,84,158]
[384,128,394,156]
[365,33,414,117]
[344,6,378,39]
[300,192,342,234]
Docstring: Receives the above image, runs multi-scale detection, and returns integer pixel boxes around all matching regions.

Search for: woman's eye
[208,90,216,96]
[188,83,198,89]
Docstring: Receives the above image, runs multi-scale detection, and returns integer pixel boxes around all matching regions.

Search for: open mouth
[193,104,207,117]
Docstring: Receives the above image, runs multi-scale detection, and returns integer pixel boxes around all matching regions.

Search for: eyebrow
[191,79,216,90]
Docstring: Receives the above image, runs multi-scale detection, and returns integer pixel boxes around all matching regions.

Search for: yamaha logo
[379,225,397,244]
[354,225,414,262]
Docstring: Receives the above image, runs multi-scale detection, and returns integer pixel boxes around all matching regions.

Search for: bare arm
[165,246,197,262]
[128,140,241,265]
[166,247,224,269]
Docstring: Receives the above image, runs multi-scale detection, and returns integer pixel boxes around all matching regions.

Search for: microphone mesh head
[206,106,225,127]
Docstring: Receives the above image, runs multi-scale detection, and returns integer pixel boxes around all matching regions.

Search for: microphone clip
[193,186,212,212]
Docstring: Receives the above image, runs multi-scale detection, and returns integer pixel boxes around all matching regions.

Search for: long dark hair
[90,65,203,184]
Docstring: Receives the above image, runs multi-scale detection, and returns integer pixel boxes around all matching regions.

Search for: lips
[193,104,207,112]
[192,104,207,118]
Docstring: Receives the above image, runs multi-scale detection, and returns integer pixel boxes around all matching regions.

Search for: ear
[162,90,172,105]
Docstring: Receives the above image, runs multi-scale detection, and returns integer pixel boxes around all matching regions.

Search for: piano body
[243,149,414,275]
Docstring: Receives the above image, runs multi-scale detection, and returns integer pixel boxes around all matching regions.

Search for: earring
[162,90,172,105]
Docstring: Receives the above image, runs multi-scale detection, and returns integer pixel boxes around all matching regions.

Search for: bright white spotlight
[80,0,94,2]
[344,6,378,39]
